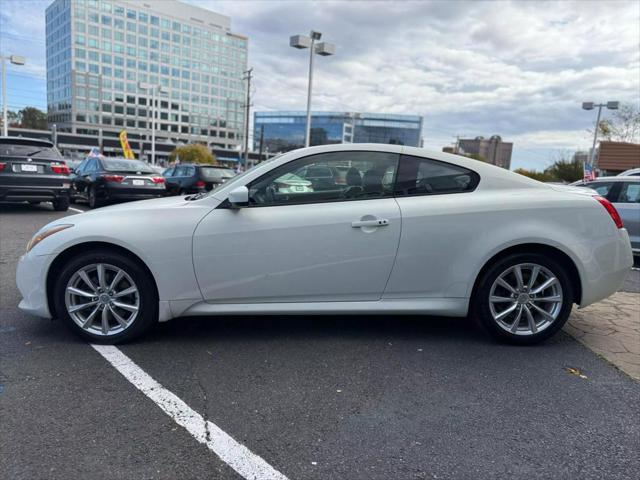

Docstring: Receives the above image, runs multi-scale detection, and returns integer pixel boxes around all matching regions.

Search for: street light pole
[582,101,619,168]
[304,36,317,148]
[1,55,26,137]
[290,31,335,148]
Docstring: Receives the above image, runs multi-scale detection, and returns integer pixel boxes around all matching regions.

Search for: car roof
[0,136,54,147]
[583,176,640,183]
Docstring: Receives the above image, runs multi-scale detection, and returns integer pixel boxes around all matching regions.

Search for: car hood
[79,194,196,215]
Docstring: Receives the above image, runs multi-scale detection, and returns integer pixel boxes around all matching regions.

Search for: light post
[290,31,335,147]
[138,82,168,164]
[1,54,26,137]
[582,101,619,168]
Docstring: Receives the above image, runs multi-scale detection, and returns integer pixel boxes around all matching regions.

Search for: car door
[384,154,481,299]
[74,158,95,197]
[193,150,402,303]
[613,182,640,252]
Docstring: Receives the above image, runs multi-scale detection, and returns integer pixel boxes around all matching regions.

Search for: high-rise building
[254,111,423,153]
[45,0,248,161]
[456,135,513,169]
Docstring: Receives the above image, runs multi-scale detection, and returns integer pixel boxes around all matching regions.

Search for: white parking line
[69,207,85,213]
[91,344,288,480]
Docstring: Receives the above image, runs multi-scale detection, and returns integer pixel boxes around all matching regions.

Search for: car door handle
[351,218,390,228]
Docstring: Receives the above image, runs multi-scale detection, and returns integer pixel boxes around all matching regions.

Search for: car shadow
[146,313,506,347]
[0,202,56,214]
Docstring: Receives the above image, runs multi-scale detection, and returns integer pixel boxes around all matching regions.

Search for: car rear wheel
[52,196,69,211]
[473,253,574,345]
[53,250,158,344]
[88,186,102,208]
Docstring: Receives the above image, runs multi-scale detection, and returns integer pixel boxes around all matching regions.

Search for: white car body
[17,144,633,327]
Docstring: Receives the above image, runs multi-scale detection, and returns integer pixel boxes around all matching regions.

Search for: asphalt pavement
[1,202,639,480]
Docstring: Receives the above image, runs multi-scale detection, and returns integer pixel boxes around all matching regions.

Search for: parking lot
[1,203,639,480]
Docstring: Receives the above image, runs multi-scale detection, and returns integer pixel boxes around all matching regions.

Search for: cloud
[1,0,638,170]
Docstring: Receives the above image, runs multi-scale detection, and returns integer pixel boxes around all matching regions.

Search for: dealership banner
[119,130,135,159]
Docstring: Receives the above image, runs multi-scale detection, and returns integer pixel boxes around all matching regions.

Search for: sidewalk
[565,292,640,380]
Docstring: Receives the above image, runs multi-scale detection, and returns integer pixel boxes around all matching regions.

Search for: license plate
[132,179,145,186]
[21,164,38,172]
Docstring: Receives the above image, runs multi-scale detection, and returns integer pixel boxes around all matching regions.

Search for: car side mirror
[228,186,249,208]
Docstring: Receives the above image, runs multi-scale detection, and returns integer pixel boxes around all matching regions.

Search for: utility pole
[243,68,253,171]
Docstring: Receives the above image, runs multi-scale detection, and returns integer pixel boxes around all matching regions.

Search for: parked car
[572,176,640,255]
[163,163,236,195]
[618,168,640,177]
[0,136,70,211]
[17,144,633,344]
[70,156,166,208]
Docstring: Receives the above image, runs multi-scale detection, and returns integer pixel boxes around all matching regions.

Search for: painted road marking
[69,207,85,213]
[91,344,288,480]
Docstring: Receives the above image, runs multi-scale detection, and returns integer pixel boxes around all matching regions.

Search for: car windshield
[102,158,155,173]
[0,143,62,160]
[200,167,236,180]
[198,153,285,198]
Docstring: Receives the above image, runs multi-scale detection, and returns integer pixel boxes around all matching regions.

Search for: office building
[254,111,423,153]
[456,135,513,169]
[45,0,248,161]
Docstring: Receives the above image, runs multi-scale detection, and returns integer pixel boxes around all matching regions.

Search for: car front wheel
[473,253,574,345]
[53,250,158,343]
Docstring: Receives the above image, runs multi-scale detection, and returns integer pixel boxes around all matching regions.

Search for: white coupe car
[17,144,633,344]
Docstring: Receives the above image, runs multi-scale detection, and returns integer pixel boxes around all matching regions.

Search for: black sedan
[71,157,166,208]
[0,136,71,211]
[163,163,236,195]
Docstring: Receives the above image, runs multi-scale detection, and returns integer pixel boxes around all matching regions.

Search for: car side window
[617,183,640,203]
[248,151,399,207]
[174,166,186,176]
[395,155,479,196]
[585,182,614,197]
[186,166,196,176]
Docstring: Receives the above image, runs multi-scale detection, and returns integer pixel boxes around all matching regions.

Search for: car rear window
[102,159,154,173]
[0,143,63,160]
[200,167,235,180]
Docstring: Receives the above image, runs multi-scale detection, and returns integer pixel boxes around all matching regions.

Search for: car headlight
[26,224,74,253]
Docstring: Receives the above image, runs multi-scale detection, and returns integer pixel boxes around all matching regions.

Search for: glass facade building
[45,0,248,158]
[254,111,424,153]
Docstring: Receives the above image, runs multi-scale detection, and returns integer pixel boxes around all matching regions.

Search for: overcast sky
[1,0,638,170]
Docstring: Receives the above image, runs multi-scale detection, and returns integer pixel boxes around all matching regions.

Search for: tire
[53,249,158,344]
[472,253,574,345]
[88,186,102,208]
[52,196,69,211]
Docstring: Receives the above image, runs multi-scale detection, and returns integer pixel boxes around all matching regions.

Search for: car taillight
[103,174,124,183]
[194,180,205,188]
[595,195,623,229]
[51,163,70,174]
[0,162,6,171]
[151,176,165,184]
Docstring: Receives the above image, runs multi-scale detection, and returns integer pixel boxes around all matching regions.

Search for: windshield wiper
[24,149,45,157]
[185,192,208,201]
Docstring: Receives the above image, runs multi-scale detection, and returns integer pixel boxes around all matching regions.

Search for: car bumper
[578,228,634,308]
[100,184,166,201]
[0,184,70,202]
[16,252,53,318]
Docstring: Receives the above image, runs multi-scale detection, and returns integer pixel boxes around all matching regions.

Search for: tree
[19,107,47,129]
[544,155,583,183]
[169,143,217,165]
[596,103,640,143]
[514,168,553,182]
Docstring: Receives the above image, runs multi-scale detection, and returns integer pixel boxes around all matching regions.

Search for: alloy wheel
[65,263,140,336]
[488,263,563,336]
